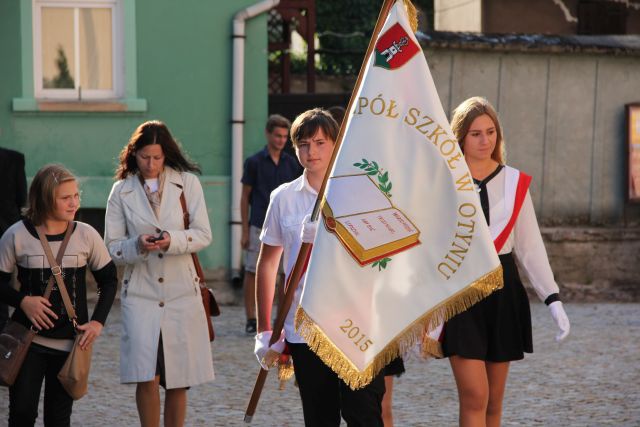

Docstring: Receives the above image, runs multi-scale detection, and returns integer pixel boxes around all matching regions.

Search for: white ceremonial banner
[295,0,503,389]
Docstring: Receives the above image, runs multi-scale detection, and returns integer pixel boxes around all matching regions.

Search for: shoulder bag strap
[178,191,189,229]
[179,192,206,285]
[39,222,74,300]
[179,192,220,317]
[35,222,78,323]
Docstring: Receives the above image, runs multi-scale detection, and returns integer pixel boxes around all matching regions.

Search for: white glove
[549,301,570,342]
[254,330,286,370]
[300,214,318,244]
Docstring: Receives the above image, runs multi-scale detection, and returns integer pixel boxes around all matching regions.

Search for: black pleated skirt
[383,357,405,377]
[442,253,533,362]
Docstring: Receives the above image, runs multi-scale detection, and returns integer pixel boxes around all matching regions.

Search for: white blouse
[484,167,559,302]
[260,172,318,344]
[144,178,159,193]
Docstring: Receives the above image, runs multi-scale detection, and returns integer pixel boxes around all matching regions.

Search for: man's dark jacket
[0,147,27,237]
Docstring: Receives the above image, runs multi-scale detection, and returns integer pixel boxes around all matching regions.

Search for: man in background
[240,114,302,334]
[0,146,27,331]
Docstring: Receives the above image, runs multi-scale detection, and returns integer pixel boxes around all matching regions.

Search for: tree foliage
[316,0,434,75]
[44,45,74,89]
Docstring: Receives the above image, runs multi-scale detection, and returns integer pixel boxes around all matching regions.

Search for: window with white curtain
[34,0,122,100]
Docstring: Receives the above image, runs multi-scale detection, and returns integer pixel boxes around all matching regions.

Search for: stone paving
[0,302,638,426]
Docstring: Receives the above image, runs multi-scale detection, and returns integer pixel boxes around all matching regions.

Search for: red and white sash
[491,166,532,253]
[428,166,532,351]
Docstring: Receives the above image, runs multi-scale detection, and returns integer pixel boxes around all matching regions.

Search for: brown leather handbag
[36,223,92,400]
[57,333,92,400]
[0,322,36,386]
[0,222,73,387]
[179,192,220,342]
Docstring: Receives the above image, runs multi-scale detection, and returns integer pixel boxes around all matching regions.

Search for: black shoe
[245,318,257,334]
[231,276,243,290]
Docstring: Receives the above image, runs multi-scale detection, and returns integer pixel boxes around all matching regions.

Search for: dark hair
[24,164,76,225]
[290,108,339,147]
[265,114,291,133]
[451,97,505,164]
[115,120,201,180]
[327,106,346,127]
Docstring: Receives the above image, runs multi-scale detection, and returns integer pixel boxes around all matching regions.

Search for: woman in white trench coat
[105,120,214,427]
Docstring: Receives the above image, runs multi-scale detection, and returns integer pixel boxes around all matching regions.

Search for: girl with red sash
[441,97,570,427]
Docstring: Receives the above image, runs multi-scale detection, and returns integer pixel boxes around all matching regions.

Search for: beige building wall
[423,45,640,225]
[435,0,640,35]
[482,0,578,34]
[434,0,482,32]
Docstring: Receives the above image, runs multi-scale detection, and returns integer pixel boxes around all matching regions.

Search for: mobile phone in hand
[147,233,163,243]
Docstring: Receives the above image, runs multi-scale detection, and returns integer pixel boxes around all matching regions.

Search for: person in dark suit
[0,147,27,332]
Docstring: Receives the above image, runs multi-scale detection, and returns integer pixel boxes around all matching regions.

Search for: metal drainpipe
[231,0,280,284]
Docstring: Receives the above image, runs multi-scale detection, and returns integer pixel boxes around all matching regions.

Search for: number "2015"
[339,319,373,352]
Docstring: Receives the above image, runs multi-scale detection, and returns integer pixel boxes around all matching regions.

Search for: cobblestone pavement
[0,302,638,426]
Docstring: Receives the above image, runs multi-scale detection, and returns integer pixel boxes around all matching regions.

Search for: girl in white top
[0,164,117,426]
[441,97,570,427]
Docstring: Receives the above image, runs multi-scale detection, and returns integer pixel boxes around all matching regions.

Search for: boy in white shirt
[254,108,385,426]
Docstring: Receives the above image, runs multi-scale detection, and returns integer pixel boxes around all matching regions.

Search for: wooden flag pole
[243,0,398,422]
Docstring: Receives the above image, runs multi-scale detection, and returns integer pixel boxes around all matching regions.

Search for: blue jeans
[9,343,72,427]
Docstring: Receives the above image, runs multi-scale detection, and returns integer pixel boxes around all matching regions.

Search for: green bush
[268,1,434,78]
[316,0,433,76]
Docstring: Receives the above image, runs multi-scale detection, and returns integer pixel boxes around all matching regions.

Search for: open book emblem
[322,174,421,266]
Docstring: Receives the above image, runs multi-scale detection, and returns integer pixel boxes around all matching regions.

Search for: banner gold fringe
[403,0,418,33]
[295,265,503,389]
[421,334,443,359]
[277,356,295,390]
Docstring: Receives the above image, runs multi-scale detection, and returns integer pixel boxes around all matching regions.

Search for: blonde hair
[23,164,76,225]
[450,96,505,164]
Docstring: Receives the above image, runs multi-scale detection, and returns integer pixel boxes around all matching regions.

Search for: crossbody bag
[35,223,92,400]
[0,222,73,386]
[179,191,220,342]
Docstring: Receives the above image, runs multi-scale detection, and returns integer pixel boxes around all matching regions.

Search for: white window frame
[33,0,123,100]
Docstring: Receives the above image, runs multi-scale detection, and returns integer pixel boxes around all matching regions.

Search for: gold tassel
[277,356,295,390]
[294,265,503,390]
[421,335,443,359]
[403,0,419,33]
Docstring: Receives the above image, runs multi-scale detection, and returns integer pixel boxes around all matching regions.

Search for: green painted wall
[0,0,270,271]
[0,1,22,152]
